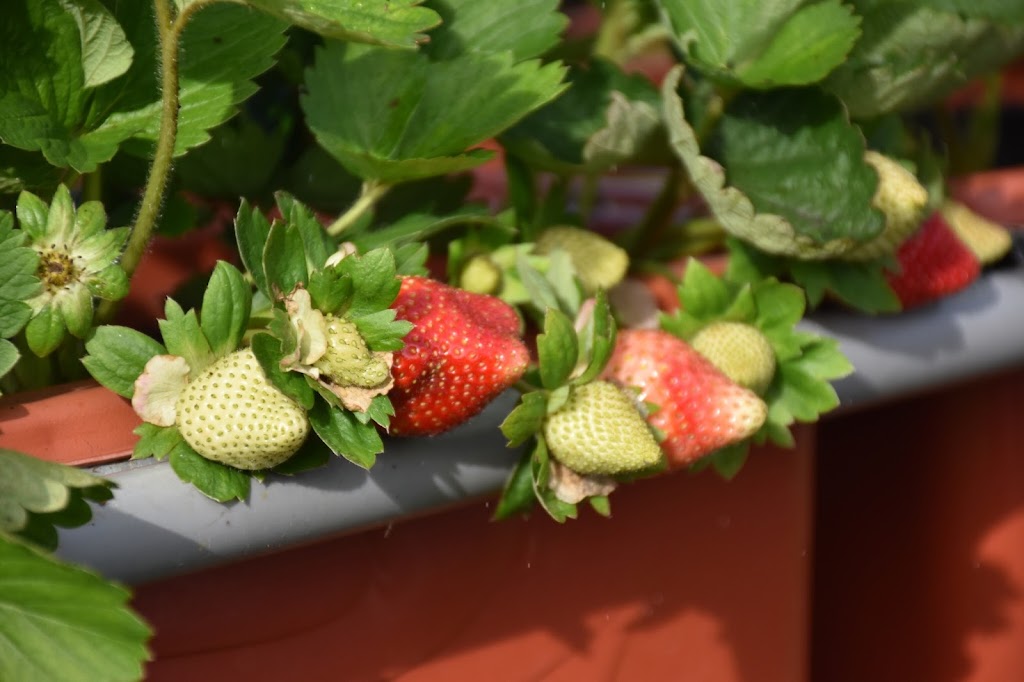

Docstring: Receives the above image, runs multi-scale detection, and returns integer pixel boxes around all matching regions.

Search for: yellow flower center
[37,246,81,292]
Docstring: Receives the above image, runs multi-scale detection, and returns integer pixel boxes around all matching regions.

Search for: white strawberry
[175,349,310,470]
[543,380,663,476]
[842,151,930,261]
[690,321,777,395]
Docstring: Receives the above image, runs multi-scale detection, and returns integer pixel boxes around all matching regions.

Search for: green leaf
[350,208,503,253]
[0,339,18,381]
[0,301,32,340]
[0,450,115,538]
[241,0,441,47]
[86,264,129,301]
[175,112,291,198]
[774,359,842,423]
[500,391,549,447]
[308,400,383,469]
[426,0,568,61]
[796,336,854,381]
[903,0,1024,21]
[705,443,750,480]
[352,309,412,352]
[502,60,665,173]
[82,325,166,398]
[789,259,900,312]
[663,67,884,259]
[271,436,332,475]
[263,221,308,295]
[234,200,273,299]
[537,308,579,389]
[574,290,616,386]
[168,441,250,502]
[0,146,61,196]
[0,2,113,172]
[514,250,563,314]
[93,4,289,158]
[588,495,612,517]
[200,261,252,359]
[707,88,885,248]
[275,193,334,271]
[64,0,134,88]
[0,215,40,305]
[0,535,151,682]
[250,333,316,410]
[24,306,65,357]
[308,266,354,316]
[359,394,395,430]
[826,3,1024,118]
[492,451,537,520]
[131,423,183,461]
[302,42,567,183]
[679,258,733,318]
[159,300,214,377]
[346,248,402,317]
[658,0,860,87]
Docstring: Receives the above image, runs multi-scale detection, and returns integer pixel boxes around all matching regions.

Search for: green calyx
[314,314,391,388]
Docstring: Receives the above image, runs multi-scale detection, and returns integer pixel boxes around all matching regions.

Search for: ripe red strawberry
[886,211,981,310]
[389,276,529,436]
[601,329,767,468]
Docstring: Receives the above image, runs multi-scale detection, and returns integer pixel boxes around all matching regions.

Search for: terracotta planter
[813,365,1024,682]
[133,429,816,682]
[0,380,138,467]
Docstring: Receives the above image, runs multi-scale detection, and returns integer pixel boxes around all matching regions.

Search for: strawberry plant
[1,0,1023,678]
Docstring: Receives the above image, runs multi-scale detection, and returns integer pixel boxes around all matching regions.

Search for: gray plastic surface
[56,267,1024,584]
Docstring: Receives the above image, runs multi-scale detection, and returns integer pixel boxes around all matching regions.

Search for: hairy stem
[98,0,209,322]
[327,180,392,237]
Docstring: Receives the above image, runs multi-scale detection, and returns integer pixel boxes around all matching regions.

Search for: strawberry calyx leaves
[661,258,853,477]
[496,292,657,522]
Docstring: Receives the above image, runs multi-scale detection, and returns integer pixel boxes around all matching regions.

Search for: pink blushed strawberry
[601,329,767,468]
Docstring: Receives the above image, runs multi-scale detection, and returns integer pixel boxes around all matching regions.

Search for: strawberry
[886,211,981,309]
[176,349,310,470]
[601,329,767,468]
[842,151,930,261]
[690,321,777,395]
[543,380,663,476]
[388,276,530,436]
[458,253,503,295]
[314,314,391,388]
[534,225,629,294]
[939,199,1013,265]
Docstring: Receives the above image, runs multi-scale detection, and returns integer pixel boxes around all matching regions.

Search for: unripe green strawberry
[176,349,309,470]
[940,199,1013,264]
[535,226,629,294]
[690,321,777,395]
[543,380,663,476]
[459,254,503,295]
[842,151,930,261]
[313,314,390,388]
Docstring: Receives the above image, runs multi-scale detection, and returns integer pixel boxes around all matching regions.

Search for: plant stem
[97,0,208,323]
[120,0,180,278]
[82,168,102,204]
[327,180,391,237]
[615,163,685,254]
